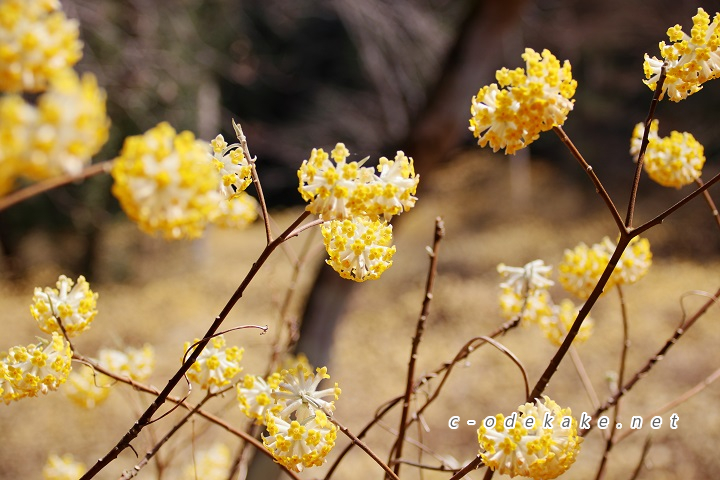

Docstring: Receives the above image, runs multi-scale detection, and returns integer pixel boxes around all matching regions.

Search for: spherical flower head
[498,260,554,296]
[30,274,98,338]
[0,93,35,194]
[43,453,86,480]
[237,372,282,423]
[322,216,396,282]
[111,122,223,240]
[1,332,72,404]
[209,133,252,198]
[470,48,576,154]
[27,70,110,179]
[263,409,338,472]
[558,240,613,300]
[63,364,111,409]
[630,120,705,188]
[211,191,259,229]
[610,236,652,286]
[298,143,419,221]
[273,364,341,422]
[539,299,593,347]
[643,8,720,101]
[183,335,243,394]
[0,0,83,93]
[499,287,553,325]
[98,344,155,382]
[478,395,582,479]
[181,443,231,480]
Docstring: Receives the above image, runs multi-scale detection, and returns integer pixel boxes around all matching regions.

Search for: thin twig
[331,418,400,480]
[80,212,311,479]
[625,65,666,228]
[696,177,720,231]
[0,160,113,212]
[552,126,625,232]
[628,437,653,480]
[391,217,444,477]
[448,456,484,480]
[233,119,273,244]
[569,347,602,413]
[583,287,720,435]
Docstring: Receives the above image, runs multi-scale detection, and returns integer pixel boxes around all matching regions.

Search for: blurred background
[1,0,719,479]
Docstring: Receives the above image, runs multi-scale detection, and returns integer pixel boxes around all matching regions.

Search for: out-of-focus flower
[27,70,110,179]
[237,372,282,423]
[42,453,86,480]
[273,364,341,421]
[0,93,34,194]
[539,299,593,347]
[181,443,231,480]
[98,344,155,382]
[321,216,395,282]
[1,332,72,404]
[30,274,98,338]
[111,122,222,240]
[63,364,111,409]
[0,0,83,93]
[499,287,554,325]
[630,120,705,188]
[298,143,418,221]
[558,240,613,300]
[470,48,576,154]
[263,409,338,472]
[211,191,259,229]
[478,395,582,479]
[209,133,252,198]
[644,8,720,101]
[498,260,554,296]
[611,236,652,286]
[184,335,243,394]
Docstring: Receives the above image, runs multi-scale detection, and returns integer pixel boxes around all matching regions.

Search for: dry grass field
[1,150,719,479]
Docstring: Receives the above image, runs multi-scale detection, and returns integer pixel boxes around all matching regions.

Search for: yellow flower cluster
[63,365,111,409]
[298,143,418,221]
[111,122,223,240]
[321,216,396,282]
[30,274,98,338]
[98,344,155,382]
[0,0,82,92]
[644,8,720,101]
[264,409,338,473]
[184,335,243,394]
[478,396,582,479]
[181,443,231,480]
[470,48,576,155]
[0,70,109,192]
[539,299,593,347]
[43,453,86,480]
[558,237,652,300]
[237,372,282,423]
[630,120,705,188]
[0,332,72,404]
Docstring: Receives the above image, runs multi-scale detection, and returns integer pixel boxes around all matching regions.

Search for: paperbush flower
[1,332,72,404]
[211,191,259,229]
[183,335,243,394]
[0,93,34,194]
[498,287,553,325]
[111,122,222,240]
[644,8,720,101]
[470,48,576,154]
[321,216,396,282]
[181,443,231,480]
[43,453,86,480]
[478,396,582,479]
[298,143,418,221]
[558,240,613,300]
[630,120,705,188]
[263,409,338,472]
[0,0,83,93]
[209,133,252,198]
[98,344,155,382]
[30,274,98,338]
[273,364,341,421]
[63,364,111,409]
[538,299,593,347]
[498,260,554,296]
[610,236,652,287]
[237,372,282,423]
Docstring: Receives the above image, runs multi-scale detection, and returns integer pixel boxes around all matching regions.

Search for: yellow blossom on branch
[183,335,243,394]
[470,48,576,154]
[30,274,98,338]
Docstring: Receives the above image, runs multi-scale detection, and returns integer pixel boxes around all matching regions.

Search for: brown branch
[695,177,720,231]
[448,455,484,480]
[331,418,399,480]
[390,217,444,477]
[0,161,113,212]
